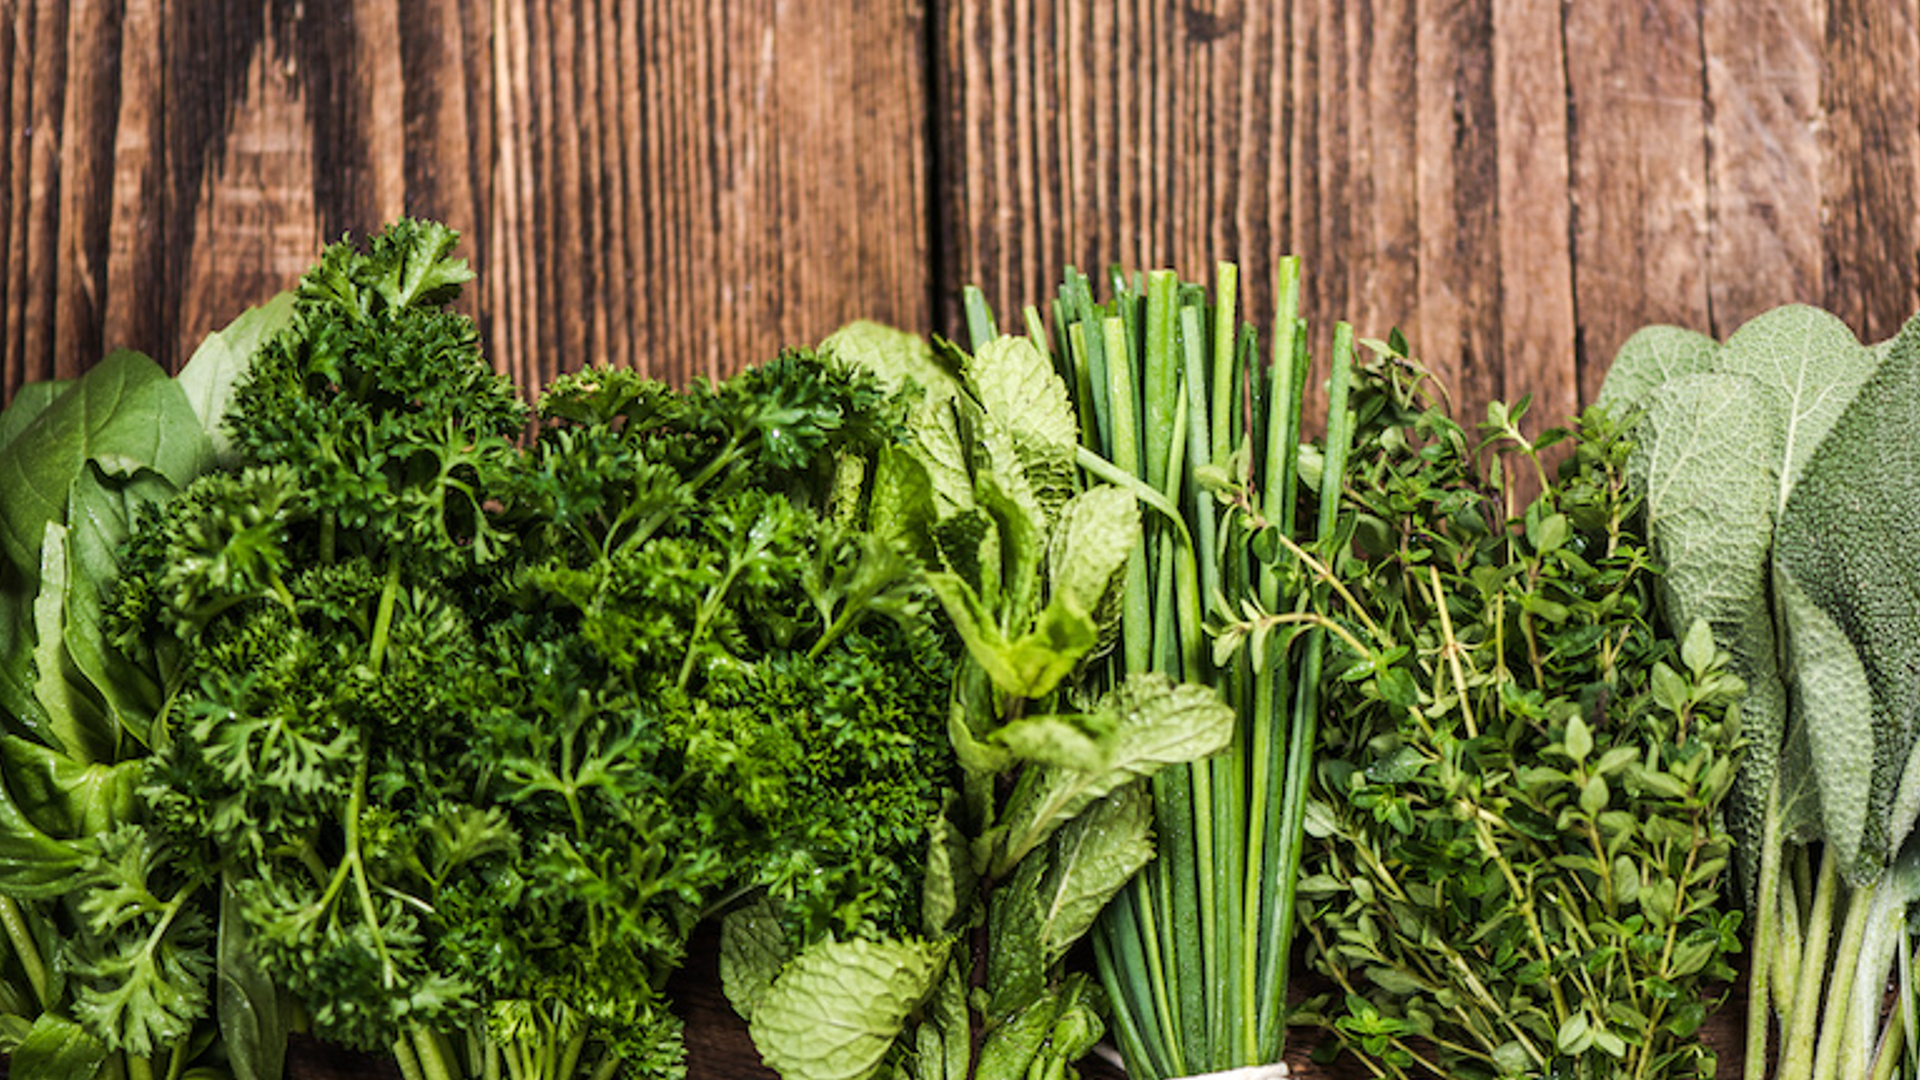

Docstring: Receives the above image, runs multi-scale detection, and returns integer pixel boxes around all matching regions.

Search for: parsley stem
[0,895,48,1010]
[369,550,401,674]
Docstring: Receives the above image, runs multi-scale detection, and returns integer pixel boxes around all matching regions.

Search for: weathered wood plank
[935,0,1303,349]
[1492,0,1576,433]
[1703,0,1824,335]
[1342,0,1419,358]
[1563,0,1713,404]
[1823,0,1920,343]
[1415,0,1503,424]
[0,0,932,400]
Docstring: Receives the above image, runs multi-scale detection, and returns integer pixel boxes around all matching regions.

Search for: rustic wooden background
[2,0,1916,427]
[0,0,1892,1076]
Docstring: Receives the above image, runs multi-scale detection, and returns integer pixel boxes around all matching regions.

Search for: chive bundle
[965,259,1355,1077]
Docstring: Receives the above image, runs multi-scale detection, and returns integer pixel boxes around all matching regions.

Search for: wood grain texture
[1703,0,1823,335]
[1823,0,1920,341]
[0,0,932,397]
[1564,0,1714,405]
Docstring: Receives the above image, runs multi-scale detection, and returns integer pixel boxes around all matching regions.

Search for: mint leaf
[1047,485,1139,620]
[720,898,793,1021]
[994,674,1232,873]
[923,572,1095,703]
[749,936,947,1080]
[969,336,1078,520]
[920,804,973,938]
[1034,780,1153,962]
[821,321,956,403]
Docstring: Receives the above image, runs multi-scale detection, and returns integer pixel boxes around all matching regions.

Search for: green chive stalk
[967,260,1356,1077]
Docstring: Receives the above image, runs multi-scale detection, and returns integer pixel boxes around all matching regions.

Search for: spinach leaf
[0,351,210,582]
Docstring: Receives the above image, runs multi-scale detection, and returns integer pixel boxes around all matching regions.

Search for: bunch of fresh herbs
[721,319,1234,1080]
[1296,347,1744,1079]
[1601,305,1920,1080]
[942,260,1356,1077]
[0,219,965,1080]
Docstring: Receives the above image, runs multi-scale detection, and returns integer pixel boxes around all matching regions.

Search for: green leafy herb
[1298,352,1743,1080]
[0,296,281,1079]
[1602,304,1920,1080]
[741,315,1234,1080]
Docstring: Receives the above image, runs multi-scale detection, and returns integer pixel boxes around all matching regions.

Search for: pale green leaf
[907,958,970,1080]
[720,897,793,1021]
[968,336,1078,519]
[1715,304,1881,511]
[920,804,974,937]
[1634,372,1784,871]
[1563,714,1593,763]
[177,292,296,461]
[1774,310,1920,877]
[1680,618,1717,679]
[923,572,1095,702]
[1035,782,1153,960]
[984,853,1048,1017]
[749,936,947,1080]
[975,977,1105,1080]
[821,321,957,402]
[988,716,1106,770]
[972,427,1047,621]
[1596,324,1720,414]
[1556,1011,1592,1055]
[1046,485,1140,619]
[994,674,1232,873]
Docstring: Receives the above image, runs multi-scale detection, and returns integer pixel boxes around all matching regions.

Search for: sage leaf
[1596,324,1720,414]
[1634,372,1783,868]
[1775,310,1920,879]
